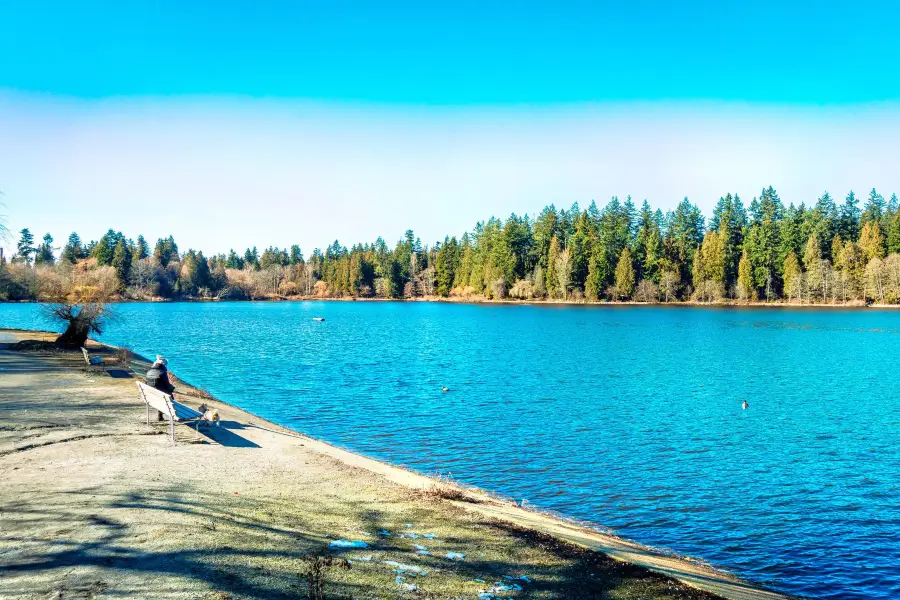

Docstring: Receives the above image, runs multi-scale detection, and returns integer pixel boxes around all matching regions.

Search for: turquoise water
[2,302,899,599]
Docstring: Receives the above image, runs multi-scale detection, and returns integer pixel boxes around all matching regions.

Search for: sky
[1,1,900,255]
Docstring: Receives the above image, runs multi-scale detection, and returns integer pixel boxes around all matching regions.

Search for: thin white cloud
[1,93,899,256]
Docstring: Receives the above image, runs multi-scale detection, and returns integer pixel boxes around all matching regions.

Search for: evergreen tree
[837,240,865,298]
[226,249,244,269]
[112,238,132,289]
[811,192,840,258]
[15,228,35,264]
[664,198,705,285]
[134,235,150,260]
[780,203,807,266]
[546,235,561,299]
[858,221,886,261]
[614,247,635,300]
[453,235,473,290]
[243,246,260,270]
[584,247,603,301]
[632,201,666,283]
[783,252,802,302]
[594,197,636,291]
[567,211,594,290]
[744,187,783,299]
[60,232,84,264]
[347,253,364,295]
[887,210,900,255]
[693,230,726,287]
[803,234,824,300]
[434,236,460,296]
[831,235,844,270]
[34,233,55,265]
[194,251,211,290]
[490,215,522,287]
[862,188,886,225]
[839,191,861,241]
[289,245,303,265]
[710,193,747,287]
[260,246,289,269]
[737,248,755,300]
[179,250,211,295]
[153,236,179,266]
[94,229,122,266]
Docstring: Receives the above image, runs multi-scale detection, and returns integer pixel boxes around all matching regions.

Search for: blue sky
[3,1,899,104]
[1,2,900,254]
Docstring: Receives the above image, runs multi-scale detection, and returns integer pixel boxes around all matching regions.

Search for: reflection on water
[2,301,899,599]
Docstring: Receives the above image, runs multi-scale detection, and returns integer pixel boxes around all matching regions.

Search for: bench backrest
[137,382,203,422]
[137,381,175,416]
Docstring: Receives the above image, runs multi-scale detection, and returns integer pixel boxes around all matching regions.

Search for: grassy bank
[0,330,787,600]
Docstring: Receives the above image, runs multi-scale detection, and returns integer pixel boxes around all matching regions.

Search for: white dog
[197,403,221,426]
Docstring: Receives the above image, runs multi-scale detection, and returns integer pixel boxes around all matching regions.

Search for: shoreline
[3,295,898,310]
[0,327,790,600]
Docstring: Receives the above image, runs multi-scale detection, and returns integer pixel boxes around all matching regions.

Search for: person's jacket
[146,363,175,394]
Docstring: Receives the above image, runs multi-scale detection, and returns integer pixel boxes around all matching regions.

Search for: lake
[2,301,898,599]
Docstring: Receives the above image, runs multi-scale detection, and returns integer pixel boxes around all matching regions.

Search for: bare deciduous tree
[554,248,571,300]
[660,269,680,303]
[634,279,659,303]
[43,285,115,349]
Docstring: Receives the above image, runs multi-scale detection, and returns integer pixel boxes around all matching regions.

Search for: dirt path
[0,331,788,600]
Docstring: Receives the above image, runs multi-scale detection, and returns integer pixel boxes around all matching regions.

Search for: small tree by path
[43,285,115,349]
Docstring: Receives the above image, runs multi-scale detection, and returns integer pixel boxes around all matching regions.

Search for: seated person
[146,355,175,421]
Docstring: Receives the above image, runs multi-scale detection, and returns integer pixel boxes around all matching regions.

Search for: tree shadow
[0,481,740,600]
[0,485,358,600]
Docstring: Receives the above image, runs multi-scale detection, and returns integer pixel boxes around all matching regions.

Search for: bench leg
[170,418,175,444]
[146,403,150,426]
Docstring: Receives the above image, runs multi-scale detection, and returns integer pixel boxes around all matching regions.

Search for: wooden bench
[81,347,105,369]
[137,381,206,443]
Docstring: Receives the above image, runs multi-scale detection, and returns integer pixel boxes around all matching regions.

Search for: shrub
[300,552,350,600]
[692,280,725,303]
[634,279,659,302]
[508,279,534,300]
[114,345,134,369]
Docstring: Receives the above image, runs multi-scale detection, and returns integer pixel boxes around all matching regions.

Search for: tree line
[4,187,900,304]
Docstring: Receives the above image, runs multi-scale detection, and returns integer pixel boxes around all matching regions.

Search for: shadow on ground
[0,482,723,600]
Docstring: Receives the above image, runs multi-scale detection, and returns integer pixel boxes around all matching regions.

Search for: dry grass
[410,472,480,503]
[417,483,475,503]
[113,345,133,369]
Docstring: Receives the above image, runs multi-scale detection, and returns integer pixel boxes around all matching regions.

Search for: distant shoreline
[3,295,899,310]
